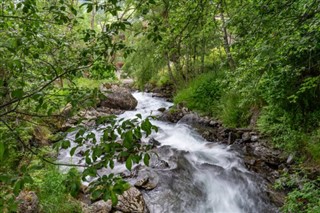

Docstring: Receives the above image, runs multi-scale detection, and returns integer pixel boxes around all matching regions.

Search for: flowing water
[58,92,278,213]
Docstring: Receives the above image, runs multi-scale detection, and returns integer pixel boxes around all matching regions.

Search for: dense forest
[0,0,319,212]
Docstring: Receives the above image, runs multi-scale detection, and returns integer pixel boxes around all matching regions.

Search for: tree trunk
[91,1,96,30]
[220,1,236,70]
[165,52,176,84]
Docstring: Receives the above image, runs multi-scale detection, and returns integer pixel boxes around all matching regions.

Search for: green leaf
[13,180,22,196]
[109,160,114,169]
[92,189,102,200]
[70,147,77,156]
[103,191,110,201]
[11,89,24,99]
[123,131,133,149]
[110,190,118,205]
[143,153,150,166]
[0,142,4,161]
[85,156,91,164]
[125,156,132,171]
[61,140,71,149]
[87,4,93,13]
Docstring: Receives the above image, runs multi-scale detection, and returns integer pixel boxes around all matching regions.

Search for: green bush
[31,166,82,213]
[282,180,320,213]
[174,71,226,115]
[90,60,116,80]
[258,106,320,161]
[257,106,304,151]
[218,92,251,128]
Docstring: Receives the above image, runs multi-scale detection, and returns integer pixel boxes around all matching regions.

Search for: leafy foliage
[174,72,226,115]
[275,171,320,213]
[0,0,157,211]
[34,167,82,213]
[54,114,157,205]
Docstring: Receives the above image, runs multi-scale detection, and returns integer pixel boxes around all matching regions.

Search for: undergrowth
[275,171,320,213]
[29,164,82,213]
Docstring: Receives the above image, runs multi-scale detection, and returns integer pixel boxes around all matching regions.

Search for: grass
[73,77,119,90]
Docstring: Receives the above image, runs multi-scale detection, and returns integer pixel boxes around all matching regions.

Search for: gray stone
[99,85,138,110]
[242,132,251,142]
[157,107,166,112]
[149,138,161,147]
[115,187,147,213]
[286,154,294,164]
[17,191,39,213]
[134,169,159,190]
[178,113,200,125]
[82,200,112,213]
[209,120,218,127]
[251,135,259,142]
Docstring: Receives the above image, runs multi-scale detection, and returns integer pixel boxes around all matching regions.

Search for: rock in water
[114,187,147,213]
[99,85,138,110]
[134,170,159,190]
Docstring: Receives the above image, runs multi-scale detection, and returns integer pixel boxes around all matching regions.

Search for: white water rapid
[58,92,278,213]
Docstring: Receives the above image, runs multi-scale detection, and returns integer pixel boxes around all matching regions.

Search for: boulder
[157,107,166,112]
[178,113,201,125]
[134,170,159,190]
[16,191,39,213]
[82,200,112,213]
[99,85,138,110]
[114,187,147,213]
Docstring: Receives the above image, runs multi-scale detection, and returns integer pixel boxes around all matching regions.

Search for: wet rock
[121,165,142,178]
[114,187,147,213]
[157,107,166,112]
[16,191,39,213]
[82,200,112,213]
[149,138,161,147]
[99,85,138,110]
[234,139,243,144]
[242,132,251,142]
[227,132,238,144]
[134,177,149,188]
[134,170,159,190]
[150,158,170,169]
[178,113,201,125]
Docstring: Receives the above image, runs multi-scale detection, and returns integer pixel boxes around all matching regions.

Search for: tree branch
[0,118,88,168]
[0,65,92,110]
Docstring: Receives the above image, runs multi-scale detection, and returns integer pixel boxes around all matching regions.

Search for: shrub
[31,166,81,213]
[174,71,226,115]
[281,179,320,213]
[218,92,251,128]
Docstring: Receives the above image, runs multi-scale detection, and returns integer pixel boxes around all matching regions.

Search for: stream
[58,92,278,213]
